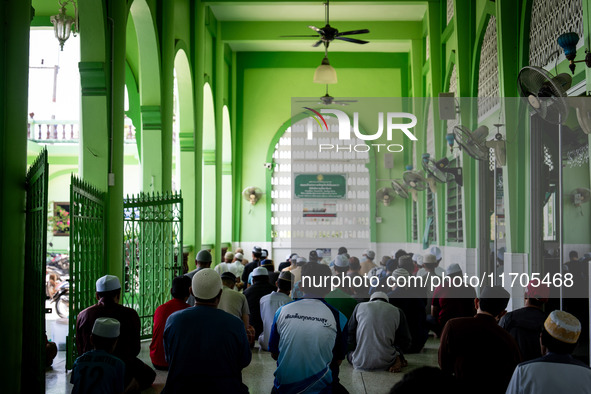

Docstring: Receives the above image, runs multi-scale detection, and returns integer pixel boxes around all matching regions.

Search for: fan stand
[492,123,503,286]
[558,114,564,310]
[411,189,418,202]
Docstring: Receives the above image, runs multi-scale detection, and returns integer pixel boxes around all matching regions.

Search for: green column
[161,0,174,192]
[0,1,31,391]
[455,0,477,249]
[214,21,225,264]
[79,0,109,190]
[140,105,163,191]
[193,1,205,257]
[496,0,526,254]
[106,0,127,279]
[426,2,444,244]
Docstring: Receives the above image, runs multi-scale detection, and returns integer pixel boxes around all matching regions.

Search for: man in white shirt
[506,310,591,394]
[217,272,250,330]
[258,271,293,351]
[214,251,235,275]
[347,291,411,372]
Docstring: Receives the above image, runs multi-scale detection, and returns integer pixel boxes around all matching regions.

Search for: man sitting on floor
[163,269,251,393]
[438,286,521,394]
[499,280,550,361]
[76,275,156,391]
[218,271,254,346]
[347,291,411,372]
[506,310,591,393]
[149,275,191,370]
[269,263,348,393]
[71,318,125,394]
[429,263,476,336]
[258,271,293,351]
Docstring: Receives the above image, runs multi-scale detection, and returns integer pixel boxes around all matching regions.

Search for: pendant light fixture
[314,46,337,84]
[50,0,78,51]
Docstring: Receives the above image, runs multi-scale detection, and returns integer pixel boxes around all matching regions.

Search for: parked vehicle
[50,279,69,318]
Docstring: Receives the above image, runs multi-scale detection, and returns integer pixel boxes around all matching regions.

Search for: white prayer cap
[96,275,121,292]
[92,317,120,338]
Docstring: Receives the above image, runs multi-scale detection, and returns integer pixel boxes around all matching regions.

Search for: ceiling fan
[281,0,370,48]
[296,85,358,106]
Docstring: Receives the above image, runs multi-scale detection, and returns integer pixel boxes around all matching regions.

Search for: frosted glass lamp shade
[314,57,337,84]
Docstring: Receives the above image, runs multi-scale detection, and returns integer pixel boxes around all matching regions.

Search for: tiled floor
[46,337,440,394]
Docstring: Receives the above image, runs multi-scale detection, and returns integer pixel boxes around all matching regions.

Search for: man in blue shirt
[163,269,251,393]
[71,317,125,394]
[269,263,348,393]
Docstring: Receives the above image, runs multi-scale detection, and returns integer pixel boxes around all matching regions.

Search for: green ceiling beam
[237,51,409,69]
[221,21,423,41]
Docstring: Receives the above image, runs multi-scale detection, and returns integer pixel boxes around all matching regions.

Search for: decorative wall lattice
[447,64,459,135]
[447,0,454,25]
[529,0,583,67]
[426,99,435,156]
[271,117,370,248]
[446,158,463,244]
[426,187,437,244]
[478,15,500,120]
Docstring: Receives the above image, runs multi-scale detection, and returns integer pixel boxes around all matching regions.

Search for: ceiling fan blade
[335,37,369,44]
[280,35,321,38]
[333,100,357,103]
[337,29,370,36]
[308,25,324,33]
[312,40,324,47]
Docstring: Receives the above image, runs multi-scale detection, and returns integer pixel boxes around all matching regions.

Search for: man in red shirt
[149,275,191,370]
[76,275,156,391]
[428,263,476,336]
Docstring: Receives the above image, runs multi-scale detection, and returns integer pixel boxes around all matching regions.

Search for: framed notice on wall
[293,174,347,199]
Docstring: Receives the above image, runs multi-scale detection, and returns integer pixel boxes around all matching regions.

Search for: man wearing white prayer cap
[346,291,411,372]
[71,317,125,394]
[163,269,251,393]
[76,275,156,391]
[506,310,591,394]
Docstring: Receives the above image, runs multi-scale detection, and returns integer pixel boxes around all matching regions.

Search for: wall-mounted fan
[569,97,591,135]
[518,66,571,124]
[296,85,357,106]
[280,0,370,47]
[422,154,463,186]
[453,125,489,161]
[403,168,427,201]
[391,179,409,199]
[242,187,263,205]
[376,187,395,206]
[571,188,591,207]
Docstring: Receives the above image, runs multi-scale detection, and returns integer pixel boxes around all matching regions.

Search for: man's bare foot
[399,354,408,368]
[388,356,403,373]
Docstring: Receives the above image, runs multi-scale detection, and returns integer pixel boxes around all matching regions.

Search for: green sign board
[294,174,347,199]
